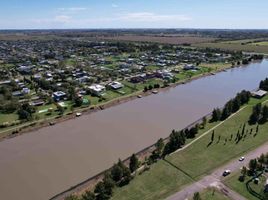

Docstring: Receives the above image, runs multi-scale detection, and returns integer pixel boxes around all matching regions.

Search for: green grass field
[194,41,268,54]
[111,160,193,200]
[200,188,231,200]
[110,96,268,200]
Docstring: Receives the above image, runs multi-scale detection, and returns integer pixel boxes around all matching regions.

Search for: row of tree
[144,84,160,92]
[211,90,251,122]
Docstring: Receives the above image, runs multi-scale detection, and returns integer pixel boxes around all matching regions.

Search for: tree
[155,138,165,157]
[211,108,221,122]
[111,164,123,182]
[17,103,36,121]
[111,159,132,186]
[94,182,111,200]
[65,195,80,200]
[249,159,258,173]
[82,191,96,200]
[239,166,247,182]
[249,103,262,124]
[193,192,202,200]
[129,154,139,173]
[202,116,207,128]
[211,130,215,142]
[74,95,83,107]
[261,105,268,123]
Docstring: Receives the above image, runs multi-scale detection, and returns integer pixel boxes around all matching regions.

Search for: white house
[107,81,124,90]
[88,84,105,96]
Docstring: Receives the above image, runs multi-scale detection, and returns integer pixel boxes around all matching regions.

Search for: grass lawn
[165,97,268,179]
[200,188,231,200]
[200,63,232,71]
[250,41,268,46]
[111,160,193,200]
[0,113,19,124]
[224,170,266,200]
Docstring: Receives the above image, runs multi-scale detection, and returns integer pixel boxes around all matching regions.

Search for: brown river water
[0,60,268,200]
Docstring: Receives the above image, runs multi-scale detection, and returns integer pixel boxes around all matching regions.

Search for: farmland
[195,39,268,54]
[97,34,215,45]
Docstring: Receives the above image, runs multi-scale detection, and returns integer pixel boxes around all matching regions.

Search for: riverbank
[1,59,268,200]
[51,88,268,200]
[0,61,240,142]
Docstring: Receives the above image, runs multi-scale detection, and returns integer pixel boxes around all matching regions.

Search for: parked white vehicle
[223,169,231,176]
[76,112,82,117]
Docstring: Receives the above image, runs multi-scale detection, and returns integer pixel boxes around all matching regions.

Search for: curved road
[166,141,268,200]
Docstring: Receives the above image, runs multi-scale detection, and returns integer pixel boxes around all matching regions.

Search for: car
[223,170,231,176]
[49,122,55,126]
[239,157,245,161]
[76,112,82,117]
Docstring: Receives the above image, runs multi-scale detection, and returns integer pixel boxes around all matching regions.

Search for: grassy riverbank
[110,96,268,200]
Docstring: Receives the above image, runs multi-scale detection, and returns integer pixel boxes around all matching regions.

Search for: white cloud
[58,7,87,12]
[112,4,119,8]
[119,12,191,22]
[54,15,72,23]
[25,12,192,29]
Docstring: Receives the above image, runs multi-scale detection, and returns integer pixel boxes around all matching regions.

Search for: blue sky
[0,0,268,29]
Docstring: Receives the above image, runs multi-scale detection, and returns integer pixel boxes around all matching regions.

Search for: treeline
[249,77,268,124]
[241,54,264,65]
[259,78,268,91]
[211,90,251,122]
[249,103,268,124]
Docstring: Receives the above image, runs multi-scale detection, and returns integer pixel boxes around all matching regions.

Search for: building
[52,91,67,101]
[88,84,105,96]
[183,64,199,71]
[251,89,267,98]
[107,81,124,90]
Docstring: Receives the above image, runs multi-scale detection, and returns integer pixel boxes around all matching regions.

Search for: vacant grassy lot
[195,42,268,54]
[111,96,268,200]
[0,113,18,124]
[111,160,193,200]
[200,188,231,200]
[166,97,268,179]
[99,35,215,45]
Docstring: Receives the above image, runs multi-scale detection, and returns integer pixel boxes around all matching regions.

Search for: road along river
[0,60,268,200]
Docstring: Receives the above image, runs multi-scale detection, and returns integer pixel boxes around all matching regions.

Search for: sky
[0,0,268,29]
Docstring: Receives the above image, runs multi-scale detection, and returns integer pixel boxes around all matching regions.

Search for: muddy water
[0,60,268,200]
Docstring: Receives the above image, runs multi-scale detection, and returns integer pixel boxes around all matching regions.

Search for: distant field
[195,39,268,54]
[97,35,216,44]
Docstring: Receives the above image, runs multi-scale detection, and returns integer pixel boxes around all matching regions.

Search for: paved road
[166,141,268,200]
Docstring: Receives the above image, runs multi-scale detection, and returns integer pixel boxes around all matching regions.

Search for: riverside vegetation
[64,78,268,200]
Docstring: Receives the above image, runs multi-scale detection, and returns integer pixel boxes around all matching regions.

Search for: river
[0,60,268,200]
